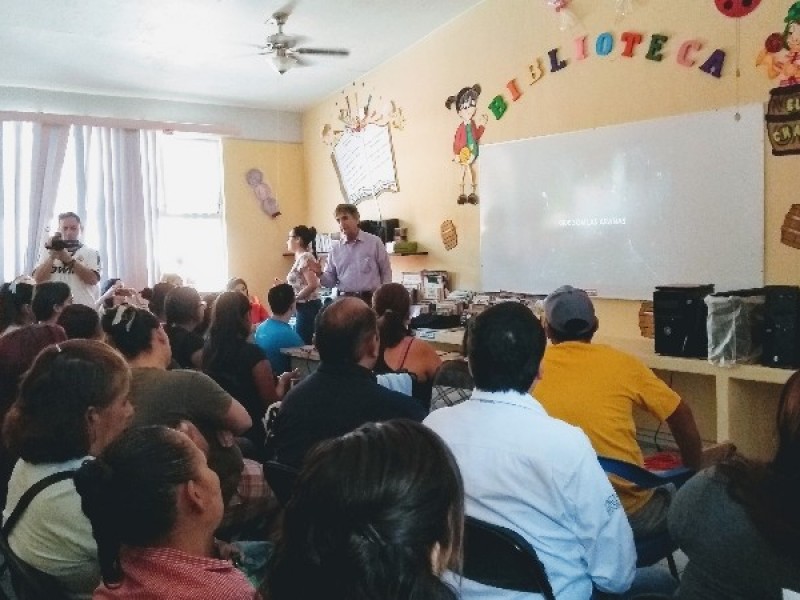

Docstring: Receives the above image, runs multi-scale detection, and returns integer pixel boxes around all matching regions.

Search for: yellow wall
[223,139,306,302]
[302,0,800,339]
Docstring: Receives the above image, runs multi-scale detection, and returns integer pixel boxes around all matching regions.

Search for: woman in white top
[285,226,321,344]
[2,339,134,599]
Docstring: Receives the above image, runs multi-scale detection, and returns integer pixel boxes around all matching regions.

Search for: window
[50,130,228,291]
[156,135,228,291]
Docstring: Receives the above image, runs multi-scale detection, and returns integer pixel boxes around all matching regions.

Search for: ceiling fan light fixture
[271,52,296,74]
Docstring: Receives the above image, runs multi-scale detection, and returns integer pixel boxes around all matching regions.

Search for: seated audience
[57,304,103,340]
[227,277,269,326]
[32,280,72,324]
[141,281,176,323]
[160,272,184,287]
[532,285,712,537]
[373,282,442,407]
[253,283,304,375]
[0,279,35,336]
[668,370,800,599]
[75,426,258,600]
[264,419,463,600]
[96,278,147,312]
[102,305,252,511]
[203,291,294,452]
[268,297,426,469]
[0,323,67,503]
[165,286,205,369]
[2,340,133,599]
[430,327,472,413]
[425,302,636,599]
[195,292,221,337]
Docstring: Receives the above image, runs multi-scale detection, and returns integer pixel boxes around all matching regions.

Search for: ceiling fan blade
[295,47,350,56]
[257,43,275,55]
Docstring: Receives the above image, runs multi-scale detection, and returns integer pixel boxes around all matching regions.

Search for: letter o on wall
[596,32,614,56]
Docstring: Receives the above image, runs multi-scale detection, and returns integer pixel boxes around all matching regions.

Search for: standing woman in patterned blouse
[75,425,258,600]
[284,226,321,345]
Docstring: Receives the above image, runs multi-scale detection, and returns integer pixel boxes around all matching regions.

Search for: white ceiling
[0,0,485,113]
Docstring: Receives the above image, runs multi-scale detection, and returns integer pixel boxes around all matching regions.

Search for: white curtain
[26,123,70,274]
[73,126,160,289]
[1,122,70,279]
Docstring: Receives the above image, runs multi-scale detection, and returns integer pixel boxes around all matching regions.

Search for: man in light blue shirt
[319,204,392,305]
[424,302,636,600]
[254,283,304,374]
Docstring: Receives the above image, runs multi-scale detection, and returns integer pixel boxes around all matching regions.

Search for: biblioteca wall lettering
[488,31,727,120]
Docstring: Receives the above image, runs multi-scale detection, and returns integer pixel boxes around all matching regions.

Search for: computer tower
[762,285,800,368]
[653,285,715,358]
[359,219,400,243]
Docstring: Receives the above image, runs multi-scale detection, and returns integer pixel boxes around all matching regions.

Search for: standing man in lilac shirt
[319,204,392,305]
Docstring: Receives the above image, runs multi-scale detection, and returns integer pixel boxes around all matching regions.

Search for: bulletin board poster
[331,124,399,205]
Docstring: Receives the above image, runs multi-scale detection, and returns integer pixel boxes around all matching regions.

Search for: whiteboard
[479,105,764,300]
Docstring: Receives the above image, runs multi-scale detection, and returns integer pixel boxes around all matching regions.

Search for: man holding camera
[33,212,101,307]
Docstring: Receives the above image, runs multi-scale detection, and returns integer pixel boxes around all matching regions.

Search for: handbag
[0,470,77,600]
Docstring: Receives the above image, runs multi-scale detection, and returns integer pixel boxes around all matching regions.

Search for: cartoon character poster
[757,2,800,155]
[445,84,488,205]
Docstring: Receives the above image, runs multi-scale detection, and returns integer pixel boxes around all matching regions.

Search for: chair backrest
[462,516,555,600]
[597,456,694,490]
[0,533,71,600]
[264,460,299,507]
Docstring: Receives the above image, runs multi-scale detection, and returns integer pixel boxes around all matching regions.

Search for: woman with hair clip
[75,426,258,600]
[2,339,133,599]
[202,292,295,454]
[283,225,321,344]
[263,419,464,600]
[0,278,35,336]
[373,282,442,408]
[668,370,800,599]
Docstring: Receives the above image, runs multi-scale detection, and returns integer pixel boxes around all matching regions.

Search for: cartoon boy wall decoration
[445,84,488,205]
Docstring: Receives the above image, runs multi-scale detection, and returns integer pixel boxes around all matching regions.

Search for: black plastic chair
[263,460,299,507]
[0,532,71,600]
[461,516,555,600]
[597,455,694,579]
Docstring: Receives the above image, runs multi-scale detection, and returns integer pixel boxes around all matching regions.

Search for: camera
[45,234,80,252]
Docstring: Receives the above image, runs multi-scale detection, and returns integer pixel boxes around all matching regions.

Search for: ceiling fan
[259,11,350,74]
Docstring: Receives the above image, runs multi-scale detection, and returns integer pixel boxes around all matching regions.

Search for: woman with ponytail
[75,425,257,599]
[284,225,321,344]
[2,340,132,599]
[263,419,463,600]
[373,283,442,408]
